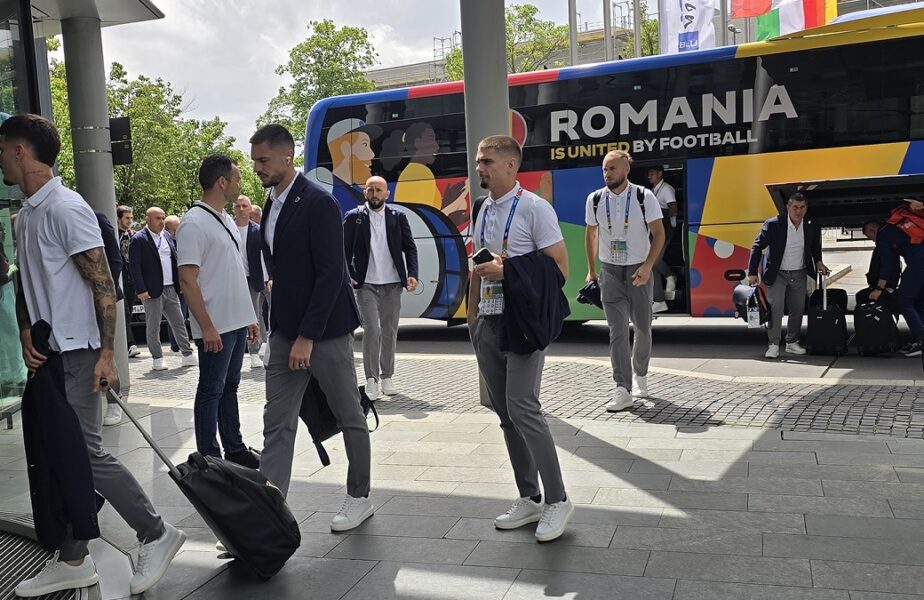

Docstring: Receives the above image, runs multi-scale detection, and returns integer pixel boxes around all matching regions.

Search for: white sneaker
[128,345,141,358]
[103,403,123,426]
[494,497,543,530]
[765,344,780,359]
[152,358,167,371]
[130,523,187,595]
[665,275,677,293]
[381,378,397,396]
[535,496,575,542]
[366,378,380,401]
[215,541,227,553]
[632,374,649,399]
[250,353,264,369]
[14,551,98,597]
[181,353,198,367]
[652,301,669,313]
[785,341,807,355]
[330,495,374,532]
[259,342,268,357]
[606,387,634,412]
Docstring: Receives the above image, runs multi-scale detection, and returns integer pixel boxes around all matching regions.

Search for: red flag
[731,0,772,18]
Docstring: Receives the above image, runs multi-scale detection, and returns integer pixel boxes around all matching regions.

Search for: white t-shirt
[585,183,663,266]
[365,205,401,285]
[15,177,104,352]
[473,182,563,316]
[176,203,257,338]
[264,176,296,254]
[237,224,251,276]
[146,227,174,286]
[653,180,677,228]
[781,217,806,271]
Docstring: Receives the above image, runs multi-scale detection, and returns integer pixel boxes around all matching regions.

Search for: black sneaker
[902,342,923,357]
[225,447,261,469]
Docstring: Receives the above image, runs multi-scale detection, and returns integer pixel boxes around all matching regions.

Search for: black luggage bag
[806,275,849,356]
[854,298,899,355]
[106,388,300,579]
[733,283,770,327]
[809,285,848,312]
[299,378,378,467]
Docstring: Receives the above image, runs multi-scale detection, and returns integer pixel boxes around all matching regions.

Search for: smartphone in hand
[471,247,494,265]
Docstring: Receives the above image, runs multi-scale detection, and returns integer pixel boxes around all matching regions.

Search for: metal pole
[632,0,643,57]
[720,0,729,45]
[460,0,508,410]
[60,17,129,395]
[568,0,579,65]
[603,0,614,61]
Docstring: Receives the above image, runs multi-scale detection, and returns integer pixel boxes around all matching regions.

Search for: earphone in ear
[285,157,291,165]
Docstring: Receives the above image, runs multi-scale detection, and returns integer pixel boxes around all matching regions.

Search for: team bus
[301,8,924,322]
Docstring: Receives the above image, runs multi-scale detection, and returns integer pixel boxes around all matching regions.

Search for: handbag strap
[190,204,240,251]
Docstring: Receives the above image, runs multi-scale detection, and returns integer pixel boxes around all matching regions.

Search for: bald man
[164,214,180,240]
[128,206,196,370]
[249,204,262,224]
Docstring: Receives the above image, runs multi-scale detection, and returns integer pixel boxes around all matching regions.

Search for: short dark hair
[478,135,522,166]
[249,124,295,149]
[198,154,236,191]
[862,219,881,234]
[788,192,808,204]
[0,113,61,167]
[116,205,132,218]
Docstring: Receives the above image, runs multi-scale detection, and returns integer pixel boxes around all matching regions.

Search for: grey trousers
[261,331,371,498]
[767,269,807,345]
[58,348,164,560]
[143,285,192,359]
[247,287,270,354]
[355,282,403,381]
[471,316,566,504]
[652,218,675,303]
[600,262,653,392]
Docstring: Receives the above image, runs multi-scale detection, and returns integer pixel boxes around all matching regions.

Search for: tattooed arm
[73,246,119,390]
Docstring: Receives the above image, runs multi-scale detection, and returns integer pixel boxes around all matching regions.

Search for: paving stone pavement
[131,352,924,438]
[4,351,924,599]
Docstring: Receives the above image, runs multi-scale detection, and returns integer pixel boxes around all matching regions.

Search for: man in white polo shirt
[8,113,184,598]
[177,154,261,468]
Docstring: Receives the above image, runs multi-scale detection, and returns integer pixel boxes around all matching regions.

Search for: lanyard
[480,185,524,258]
[604,185,632,236]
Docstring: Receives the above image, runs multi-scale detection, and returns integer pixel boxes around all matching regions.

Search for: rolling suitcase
[806,274,849,356]
[106,387,300,579]
[854,299,899,356]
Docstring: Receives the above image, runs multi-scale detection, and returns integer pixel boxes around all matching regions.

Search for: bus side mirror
[724,269,746,281]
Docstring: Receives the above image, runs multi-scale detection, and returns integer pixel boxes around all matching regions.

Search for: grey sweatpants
[58,348,164,560]
[470,316,566,504]
[600,262,653,393]
[143,285,191,359]
[260,331,371,498]
[767,269,807,345]
[355,282,403,381]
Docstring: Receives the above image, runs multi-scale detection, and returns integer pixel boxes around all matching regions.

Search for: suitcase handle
[818,273,827,311]
[104,383,182,480]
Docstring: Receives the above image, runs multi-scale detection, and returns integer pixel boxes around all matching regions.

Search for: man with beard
[176,154,261,467]
[327,118,379,214]
[467,135,573,542]
[250,124,372,532]
[343,175,418,400]
[116,205,142,359]
[585,150,665,412]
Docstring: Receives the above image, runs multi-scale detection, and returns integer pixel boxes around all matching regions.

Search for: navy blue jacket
[343,205,419,288]
[94,211,123,302]
[748,215,822,286]
[262,173,360,341]
[241,220,266,293]
[128,227,179,299]
[22,321,102,551]
[876,224,924,282]
[500,252,570,354]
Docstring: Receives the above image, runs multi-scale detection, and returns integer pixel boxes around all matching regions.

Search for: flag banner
[755,0,836,39]
[659,0,717,54]
[732,0,771,18]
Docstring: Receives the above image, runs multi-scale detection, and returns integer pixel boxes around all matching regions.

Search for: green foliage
[444,3,569,81]
[49,38,264,217]
[621,2,660,58]
[259,20,377,139]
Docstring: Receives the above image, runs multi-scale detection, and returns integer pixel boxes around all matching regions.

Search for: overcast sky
[97,0,607,151]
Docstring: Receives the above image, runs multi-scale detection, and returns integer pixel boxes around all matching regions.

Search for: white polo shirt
[146,227,174,286]
[15,177,104,352]
[176,202,256,338]
[781,217,806,271]
[585,183,663,266]
[653,180,677,228]
[365,204,401,285]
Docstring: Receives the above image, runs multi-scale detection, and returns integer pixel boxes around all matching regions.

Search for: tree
[259,20,377,138]
[49,41,264,217]
[621,2,660,58]
[444,4,569,81]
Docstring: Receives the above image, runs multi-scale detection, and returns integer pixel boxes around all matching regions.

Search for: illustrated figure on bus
[326,118,380,214]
